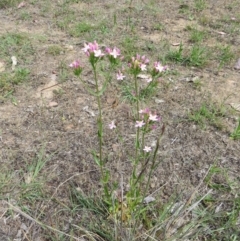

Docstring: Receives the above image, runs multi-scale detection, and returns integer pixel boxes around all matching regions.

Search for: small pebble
[48,101,58,107]
[234,58,240,70]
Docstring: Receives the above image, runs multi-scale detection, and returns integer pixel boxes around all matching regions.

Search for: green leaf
[92,151,100,166]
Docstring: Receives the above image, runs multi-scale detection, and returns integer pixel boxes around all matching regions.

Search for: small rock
[215,31,226,35]
[112,144,119,152]
[230,103,240,112]
[172,42,180,46]
[143,196,156,204]
[0,61,5,72]
[150,182,156,188]
[64,45,74,51]
[48,101,58,107]
[155,98,165,104]
[16,229,22,238]
[11,56,17,70]
[83,106,95,116]
[64,124,74,131]
[234,58,240,70]
[185,76,199,82]
[192,76,199,82]
[20,223,28,231]
[137,74,152,79]
[17,1,26,8]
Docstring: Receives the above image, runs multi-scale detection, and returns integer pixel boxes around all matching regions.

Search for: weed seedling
[0,0,18,8]
[218,45,234,69]
[166,43,185,64]
[194,0,206,12]
[19,11,32,21]
[187,44,207,67]
[188,102,226,129]
[12,68,30,84]
[230,118,240,140]
[189,28,206,43]
[70,22,93,37]
[47,45,63,56]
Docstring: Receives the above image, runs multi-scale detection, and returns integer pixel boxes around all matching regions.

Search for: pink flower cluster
[69,60,83,76]
[105,47,121,59]
[82,41,123,60]
[69,60,82,69]
[129,54,149,71]
[82,41,104,58]
[135,108,161,129]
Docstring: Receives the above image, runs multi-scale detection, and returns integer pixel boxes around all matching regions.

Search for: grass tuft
[47,45,63,56]
[69,22,93,37]
[0,0,19,9]
[230,118,240,140]
[188,102,227,129]
[218,45,234,69]
[166,43,208,67]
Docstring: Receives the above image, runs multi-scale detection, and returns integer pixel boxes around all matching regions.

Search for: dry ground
[0,0,240,240]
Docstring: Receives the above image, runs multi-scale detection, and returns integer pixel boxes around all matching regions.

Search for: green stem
[143,124,165,198]
[140,120,149,158]
[130,73,141,201]
[93,66,104,178]
[144,78,156,94]
[134,73,140,159]
[132,73,140,190]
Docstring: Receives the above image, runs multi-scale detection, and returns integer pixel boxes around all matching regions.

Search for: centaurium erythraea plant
[70,42,166,222]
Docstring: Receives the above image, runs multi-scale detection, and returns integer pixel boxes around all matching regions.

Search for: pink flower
[94,49,104,57]
[105,47,111,54]
[135,120,145,128]
[82,43,90,53]
[139,108,150,114]
[154,62,168,72]
[141,55,149,64]
[109,121,116,129]
[149,113,159,122]
[69,60,81,68]
[116,70,125,80]
[106,47,121,58]
[89,41,98,52]
[143,146,152,152]
[140,63,147,71]
[110,47,121,58]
